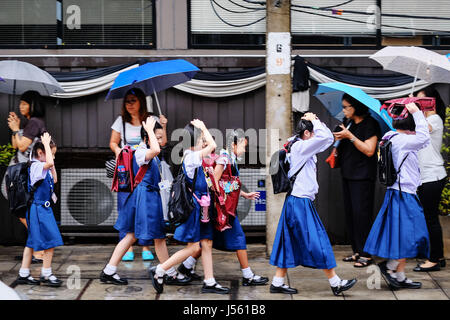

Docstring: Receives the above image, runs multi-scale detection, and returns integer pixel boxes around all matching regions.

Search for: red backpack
[111,145,148,193]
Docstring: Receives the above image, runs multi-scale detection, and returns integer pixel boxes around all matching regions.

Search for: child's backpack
[166,165,198,229]
[270,138,306,194]
[111,146,149,193]
[378,134,408,187]
[5,161,43,217]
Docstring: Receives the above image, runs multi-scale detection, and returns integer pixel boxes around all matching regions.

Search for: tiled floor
[0,244,448,300]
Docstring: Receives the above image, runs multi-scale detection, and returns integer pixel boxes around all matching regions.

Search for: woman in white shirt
[413,87,447,272]
[269,112,357,296]
[109,88,167,262]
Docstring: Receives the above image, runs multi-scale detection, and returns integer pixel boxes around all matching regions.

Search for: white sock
[103,264,117,276]
[329,275,342,287]
[272,276,284,287]
[166,267,177,277]
[204,277,216,286]
[183,256,196,270]
[177,273,186,280]
[396,272,406,282]
[242,267,254,279]
[19,268,30,278]
[387,259,399,271]
[155,264,166,284]
[41,267,52,277]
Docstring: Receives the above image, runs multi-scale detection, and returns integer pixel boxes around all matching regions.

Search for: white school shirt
[384,111,431,194]
[288,120,334,201]
[418,114,447,183]
[111,116,142,150]
[216,149,236,170]
[134,142,151,167]
[183,149,203,179]
[29,159,52,187]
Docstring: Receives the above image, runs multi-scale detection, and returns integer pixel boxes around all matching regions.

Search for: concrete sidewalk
[0,244,448,300]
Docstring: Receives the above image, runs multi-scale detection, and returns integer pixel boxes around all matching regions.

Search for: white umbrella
[0,60,64,97]
[370,46,450,94]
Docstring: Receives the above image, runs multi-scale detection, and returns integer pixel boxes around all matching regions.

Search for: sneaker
[40,274,63,287]
[201,282,230,294]
[142,251,154,261]
[121,252,134,262]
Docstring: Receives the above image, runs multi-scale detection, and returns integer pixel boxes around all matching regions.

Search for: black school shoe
[413,263,441,272]
[396,278,422,289]
[40,274,63,287]
[242,275,269,286]
[201,282,230,294]
[15,275,40,285]
[269,284,298,294]
[177,263,201,281]
[99,271,128,285]
[164,274,192,286]
[149,266,164,293]
[330,278,357,296]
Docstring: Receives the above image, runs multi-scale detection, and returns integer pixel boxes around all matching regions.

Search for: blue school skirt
[270,196,337,269]
[114,183,165,241]
[117,192,153,245]
[26,201,64,251]
[364,189,430,260]
[173,200,214,243]
[213,215,247,252]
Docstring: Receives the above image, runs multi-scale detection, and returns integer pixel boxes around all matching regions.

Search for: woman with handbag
[109,88,167,262]
[332,93,381,268]
[176,130,269,287]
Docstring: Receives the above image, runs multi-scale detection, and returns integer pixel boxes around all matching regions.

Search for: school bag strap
[287,162,307,195]
[133,163,149,188]
[122,118,127,146]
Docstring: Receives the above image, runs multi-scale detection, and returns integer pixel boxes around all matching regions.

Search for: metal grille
[61,168,118,226]
[237,168,266,226]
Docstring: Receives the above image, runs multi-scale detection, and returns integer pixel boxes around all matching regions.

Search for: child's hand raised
[191,119,206,131]
[41,132,52,145]
[142,116,156,133]
[405,102,420,114]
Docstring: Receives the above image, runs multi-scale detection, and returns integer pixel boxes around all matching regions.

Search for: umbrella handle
[410,63,421,96]
[152,88,162,115]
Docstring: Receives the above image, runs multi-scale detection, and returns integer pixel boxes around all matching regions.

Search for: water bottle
[117,165,128,190]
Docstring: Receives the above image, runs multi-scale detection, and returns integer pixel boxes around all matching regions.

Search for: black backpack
[270,138,306,194]
[5,161,43,217]
[166,166,198,229]
[378,134,408,187]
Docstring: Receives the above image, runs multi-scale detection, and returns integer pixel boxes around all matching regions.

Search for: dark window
[0,0,155,47]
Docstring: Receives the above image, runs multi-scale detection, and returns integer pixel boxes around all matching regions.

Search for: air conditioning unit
[61,168,118,226]
[236,168,266,226]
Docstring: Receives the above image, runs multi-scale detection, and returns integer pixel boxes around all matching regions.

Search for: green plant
[0,143,16,167]
[439,105,450,216]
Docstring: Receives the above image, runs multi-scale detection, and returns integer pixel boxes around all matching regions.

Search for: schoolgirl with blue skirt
[364,102,431,290]
[269,113,357,296]
[16,132,64,287]
[150,119,230,294]
[101,117,173,285]
[178,130,269,286]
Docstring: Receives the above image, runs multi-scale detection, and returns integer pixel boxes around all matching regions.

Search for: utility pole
[265,0,292,256]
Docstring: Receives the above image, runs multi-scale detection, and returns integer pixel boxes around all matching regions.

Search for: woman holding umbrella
[333,93,381,268]
[109,88,167,262]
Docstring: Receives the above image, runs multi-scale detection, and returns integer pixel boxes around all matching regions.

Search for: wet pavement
[0,244,448,300]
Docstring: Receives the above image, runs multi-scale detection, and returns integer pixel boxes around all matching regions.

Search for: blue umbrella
[314,82,394,135]
[106,59,200,114]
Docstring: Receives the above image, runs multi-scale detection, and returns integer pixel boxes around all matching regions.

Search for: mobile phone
[333,124,343,132]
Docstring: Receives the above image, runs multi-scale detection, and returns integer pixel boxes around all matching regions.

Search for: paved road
[0,244,448,300]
